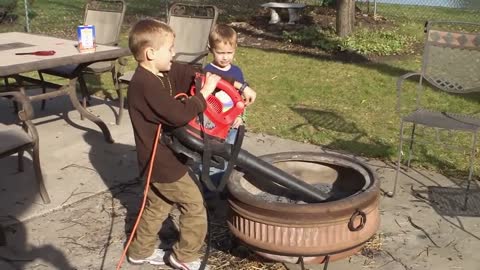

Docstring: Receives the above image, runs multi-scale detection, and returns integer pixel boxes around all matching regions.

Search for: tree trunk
[336,0,356,37]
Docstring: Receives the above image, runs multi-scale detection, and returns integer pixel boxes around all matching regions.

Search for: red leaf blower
[186,73,245,140]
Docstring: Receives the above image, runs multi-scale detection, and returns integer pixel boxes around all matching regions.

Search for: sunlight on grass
[236,47,404,157]
[376,3,480,23]
[235,47,480,172]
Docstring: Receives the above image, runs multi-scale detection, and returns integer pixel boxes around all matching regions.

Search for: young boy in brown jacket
[125,19,256,270]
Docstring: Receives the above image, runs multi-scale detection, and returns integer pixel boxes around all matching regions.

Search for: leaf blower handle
[199,72,221,98]
[189,73,245,140]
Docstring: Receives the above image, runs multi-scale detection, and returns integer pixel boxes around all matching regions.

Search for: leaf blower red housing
[187,73,245,140]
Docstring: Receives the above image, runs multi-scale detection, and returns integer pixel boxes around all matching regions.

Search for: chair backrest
[84,0,126,46]
[167,3,218,67]
[421,21,480,94]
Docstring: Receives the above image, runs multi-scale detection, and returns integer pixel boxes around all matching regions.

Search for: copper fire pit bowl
[226,151,380,264]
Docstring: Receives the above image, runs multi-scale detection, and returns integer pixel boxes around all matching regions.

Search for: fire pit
[226,151,380,264]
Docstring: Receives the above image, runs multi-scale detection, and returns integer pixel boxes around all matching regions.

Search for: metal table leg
[67,78,114,143]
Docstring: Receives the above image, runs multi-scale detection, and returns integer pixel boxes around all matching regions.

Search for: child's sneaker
[168,253,210,270]
[127,249,166,265]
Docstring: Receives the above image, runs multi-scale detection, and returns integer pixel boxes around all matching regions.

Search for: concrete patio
[1,93,479,270]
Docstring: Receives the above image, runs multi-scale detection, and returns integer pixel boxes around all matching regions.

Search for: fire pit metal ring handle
[348,209,366,232]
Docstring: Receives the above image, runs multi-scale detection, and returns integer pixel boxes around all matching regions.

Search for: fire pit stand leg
[297,255,330,270]
[323,255,330,270]
[298,256,305,270]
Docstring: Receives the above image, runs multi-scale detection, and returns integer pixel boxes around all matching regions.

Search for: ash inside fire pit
[257,183,349,204]
[238,159,369,203]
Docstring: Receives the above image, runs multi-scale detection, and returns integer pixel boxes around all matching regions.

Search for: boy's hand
[201,72,221,99]
[242,86,257,106]
[232,116,243,128]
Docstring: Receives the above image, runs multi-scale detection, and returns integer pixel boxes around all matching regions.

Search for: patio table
[0,32,131,143]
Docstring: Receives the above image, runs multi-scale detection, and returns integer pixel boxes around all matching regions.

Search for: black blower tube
[171,128,328,202]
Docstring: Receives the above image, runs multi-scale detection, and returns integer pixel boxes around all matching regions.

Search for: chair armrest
[113,56,130,87]
[396,72,422,113]
[0,91,35,121]
[174,50,208,57]
[117,56,129,66]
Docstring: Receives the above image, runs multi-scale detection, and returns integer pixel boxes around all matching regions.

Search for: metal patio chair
[0,91,50,204]
[167,2,218,67]
[391,21,480,209]
[38,0,126,124]
[117,2,218,115]
[120,2,218,81]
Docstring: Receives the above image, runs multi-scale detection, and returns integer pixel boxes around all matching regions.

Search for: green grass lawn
[2,0,480,178]
[374,3,480,23]
[236,47,480,176]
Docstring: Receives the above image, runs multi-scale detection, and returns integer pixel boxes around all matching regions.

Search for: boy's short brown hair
[128,19,174,62]
[209,24,237,49]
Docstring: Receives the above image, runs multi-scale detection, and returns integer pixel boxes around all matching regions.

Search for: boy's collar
[139,62,161,76]
[137,65,168,81]
[210,63,231,71]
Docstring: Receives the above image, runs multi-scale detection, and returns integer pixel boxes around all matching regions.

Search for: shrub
[321,0,336,7]
[0,0,17,23]
[0,0,36,24]
[283,26,340,51]
[339,28,416,55]
[282,26,416,56]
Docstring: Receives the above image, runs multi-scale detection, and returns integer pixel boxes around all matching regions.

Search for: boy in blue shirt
[204,24,251,144]
[201,24,253,196]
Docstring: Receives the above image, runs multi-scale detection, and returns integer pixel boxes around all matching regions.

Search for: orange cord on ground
[116,93,187,270]
[115,123,161,270]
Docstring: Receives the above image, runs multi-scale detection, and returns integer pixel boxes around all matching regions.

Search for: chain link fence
[356,0,480,23]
